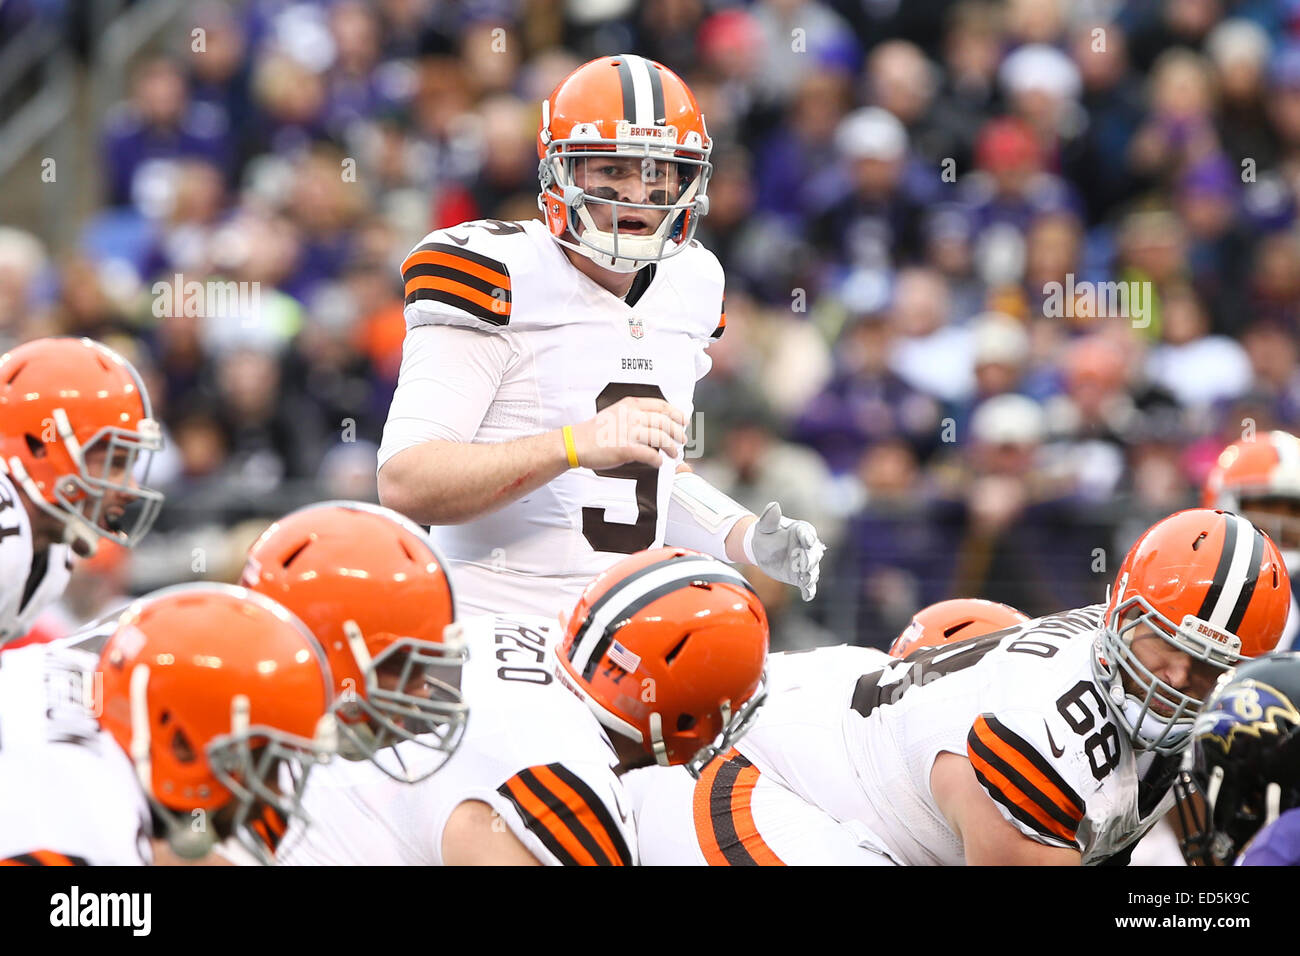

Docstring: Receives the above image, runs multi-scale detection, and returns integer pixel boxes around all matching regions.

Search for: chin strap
[648,711,670,767]
[0,452,101,557]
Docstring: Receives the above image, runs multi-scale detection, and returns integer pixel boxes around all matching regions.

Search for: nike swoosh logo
[1045,721,1065,758]
[445,233,469,246]
[609,783,629,826]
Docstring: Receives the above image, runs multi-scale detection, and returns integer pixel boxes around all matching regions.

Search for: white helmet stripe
[569,557,748,677]
[624,54,655,127]
[1206,513,1259,630]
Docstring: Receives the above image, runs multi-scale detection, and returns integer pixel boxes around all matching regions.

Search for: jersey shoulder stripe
[692,749,785,866]
[711,296,726,340]
[402,241,512,325]
[497,763,632,866]
[0,850,91,866]
[968,714,1084,848]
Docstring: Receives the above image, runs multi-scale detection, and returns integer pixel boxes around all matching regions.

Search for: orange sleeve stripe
[403,276,511,315]
[1,850,89,865]
[968,747,1079,845]
[402,250,510,289]
[692,752,732,866]
[529,764,626,867]
[502,775,599,866]
[729,763,787,866]
[691,748,786,866]
[972,716,1083,821]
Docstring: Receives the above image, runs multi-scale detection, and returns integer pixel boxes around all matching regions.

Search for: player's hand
[746,501,826,601]
[569,397,688,469]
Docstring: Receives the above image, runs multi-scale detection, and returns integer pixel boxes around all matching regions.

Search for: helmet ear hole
[24,433,45,458]
[943,620,974,639]
[664,634,690,665]
[170,725,196,764]
[281,541,310,569]
[676,713,696,732]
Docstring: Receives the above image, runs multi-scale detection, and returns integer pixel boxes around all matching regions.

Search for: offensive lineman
[630,510,1290,865]
[277,548,768,866]
[377,54,823,619]
[626,597,1029,865]
[0,583,335,866]
[0,337,164,646]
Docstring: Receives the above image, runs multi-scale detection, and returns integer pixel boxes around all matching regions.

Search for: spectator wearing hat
[809,107,939,270]
[945,393,1102,616]
[1206,19,1275,170]
[962,312,1032,418]
[960,117,1082,239]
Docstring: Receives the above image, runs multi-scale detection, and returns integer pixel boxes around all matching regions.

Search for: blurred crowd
[3,0,1300,651]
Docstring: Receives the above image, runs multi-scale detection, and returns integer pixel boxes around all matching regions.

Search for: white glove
[743,501,826,602]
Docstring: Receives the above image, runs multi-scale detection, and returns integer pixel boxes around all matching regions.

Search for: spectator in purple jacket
[101,56,234,209]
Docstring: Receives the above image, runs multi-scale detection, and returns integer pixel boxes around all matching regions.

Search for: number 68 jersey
[277,612,638,866]
[379,218,724,618]
[737,607,1179,865]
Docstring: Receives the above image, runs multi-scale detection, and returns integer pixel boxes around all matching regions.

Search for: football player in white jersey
[888,597,1030,658]
[377,54,823,619]
[0,337,163,646]
[627,597,1029,865]
[1204,430,1300,649]
[241,500,469,788]
[0,583,335,866]
[277,547,769,866]
[630,510,1291,865]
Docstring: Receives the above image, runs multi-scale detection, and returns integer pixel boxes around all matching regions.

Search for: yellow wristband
[562,425,580,468]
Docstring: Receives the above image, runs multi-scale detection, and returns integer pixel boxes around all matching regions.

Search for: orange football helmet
[889,598,1030,658]
[1203,431,1300,563]
[537,54,712,272]
[556,547,768,778]
[241,501,466,783]
[1097,509,1291,754]
[0,337,163,553]
[97,583,336,864]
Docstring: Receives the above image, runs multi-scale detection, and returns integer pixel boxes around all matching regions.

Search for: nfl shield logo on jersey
[628,316,644,340]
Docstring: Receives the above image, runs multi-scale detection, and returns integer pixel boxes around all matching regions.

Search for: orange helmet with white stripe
[537,54,712,273]
[555,548,768,778]
[1096,509,1290,754]
[889,598,1030,658]
[1203,431,1300,566]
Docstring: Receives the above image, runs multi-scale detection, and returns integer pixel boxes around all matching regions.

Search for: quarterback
[0,337,163,646]
[377,54,823,617]
[277,547,769,866]
[0,583,336,866]
[630,510,1289,865]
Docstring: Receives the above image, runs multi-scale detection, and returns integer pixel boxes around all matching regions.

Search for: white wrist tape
[665,472,753,561]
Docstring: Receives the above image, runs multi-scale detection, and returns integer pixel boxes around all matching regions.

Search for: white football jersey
[732,608,1180,865]
[380,218,725,617]
[0,640,151,865]
[0,473,73,646]
[278,611,637,866]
